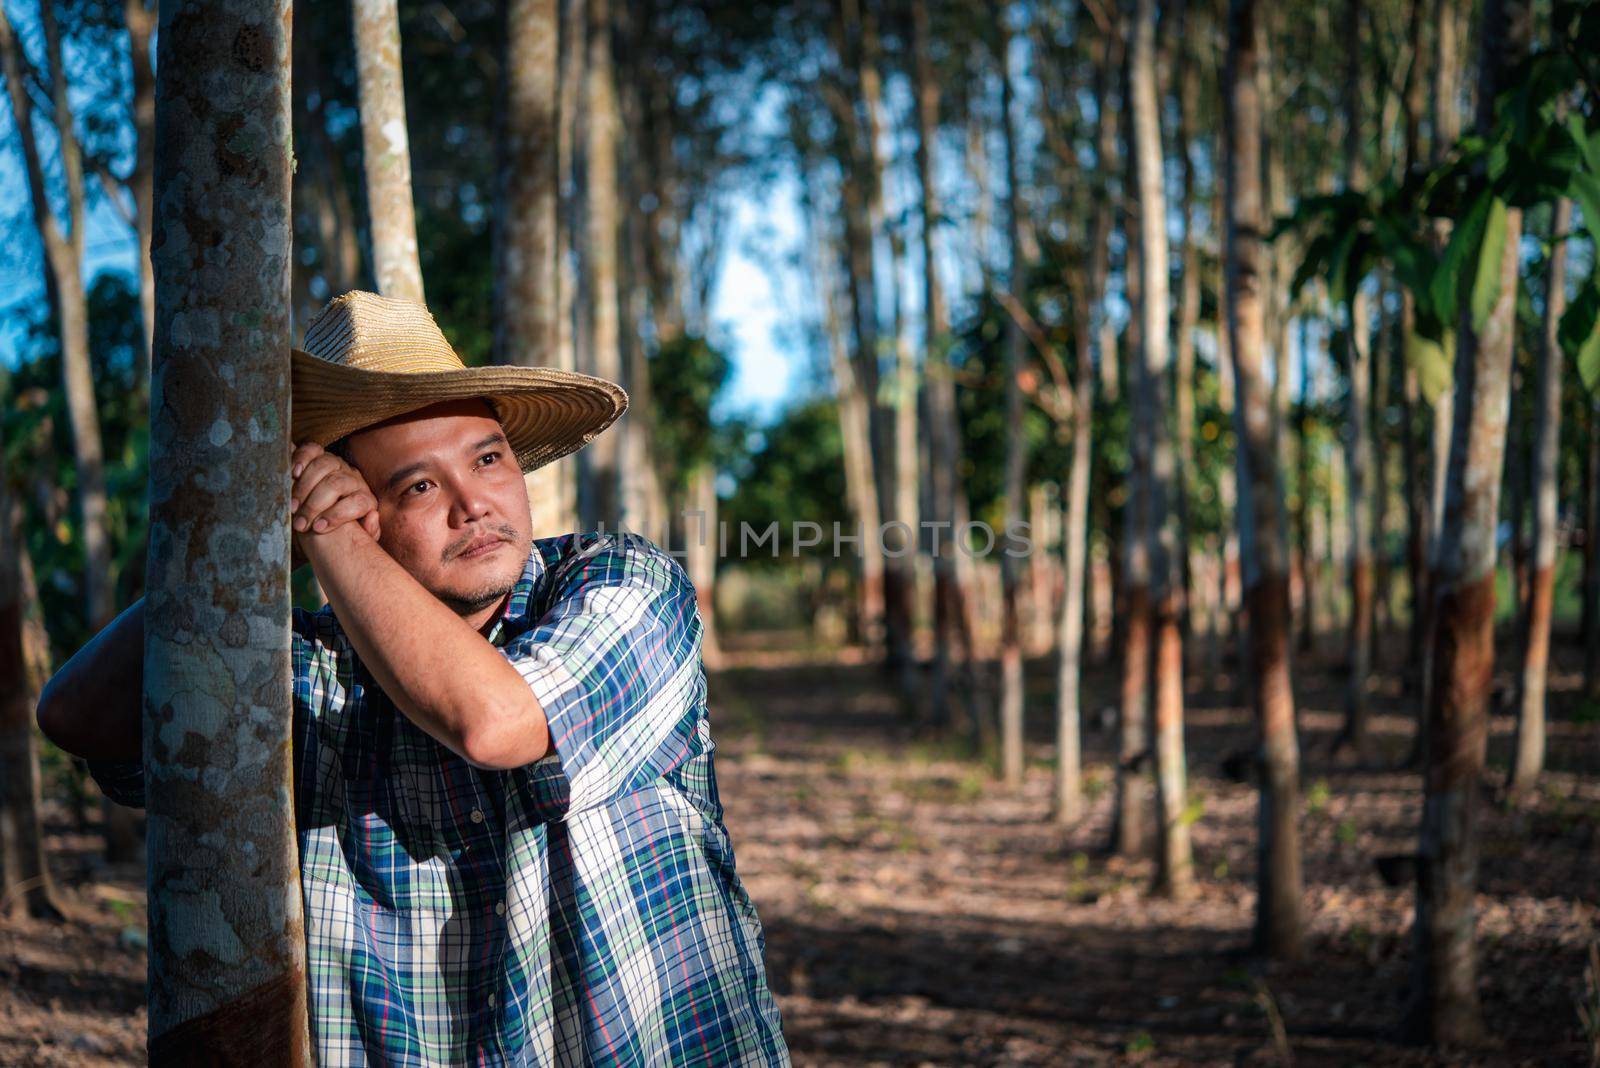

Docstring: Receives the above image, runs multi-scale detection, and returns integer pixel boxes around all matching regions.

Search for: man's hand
[290,442,380,567]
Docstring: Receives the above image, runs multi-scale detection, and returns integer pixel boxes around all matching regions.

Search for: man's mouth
[456,536,505,560]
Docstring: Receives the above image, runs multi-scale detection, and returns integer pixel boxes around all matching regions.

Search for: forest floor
[3,628,1598,1066]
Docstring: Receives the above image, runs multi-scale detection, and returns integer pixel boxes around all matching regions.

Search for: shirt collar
[486,540,548,647]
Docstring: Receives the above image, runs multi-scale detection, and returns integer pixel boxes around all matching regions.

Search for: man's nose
[448,479,492,525]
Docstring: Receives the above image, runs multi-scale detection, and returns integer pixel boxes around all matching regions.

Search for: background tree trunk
[145,1,309,1057]
[997,4,1028,788]
[1338,0,1375,757]
[493,0,577,538]
[1225,0,1302,959]
[1133,0,1193,900]
[0,451,64,923]
[353,0,426,302]
[580,0,624,528]
[1508,196,1570,794]
[1409,0,1528,1045]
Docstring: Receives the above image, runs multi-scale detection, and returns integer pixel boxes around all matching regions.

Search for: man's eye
[408,480,432,496]
[480,451,500,465]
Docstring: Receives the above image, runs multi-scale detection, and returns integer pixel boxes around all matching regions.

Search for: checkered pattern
[91,532,788,1066]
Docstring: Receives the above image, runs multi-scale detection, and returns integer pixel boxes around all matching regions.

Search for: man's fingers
[293,473,364,531]
[309,492,379,535]
[291,451,346,500]
[290,441,325,479]
[360,510,382,541]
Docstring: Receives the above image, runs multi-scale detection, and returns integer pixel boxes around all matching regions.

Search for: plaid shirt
[92,531,788,1066]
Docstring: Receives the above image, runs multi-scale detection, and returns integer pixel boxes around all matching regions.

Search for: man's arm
[36,598,145,761]
[299,521,553,771]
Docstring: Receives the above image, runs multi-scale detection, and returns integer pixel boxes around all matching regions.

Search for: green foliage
[719,397,849,565]
[648,334,732,498]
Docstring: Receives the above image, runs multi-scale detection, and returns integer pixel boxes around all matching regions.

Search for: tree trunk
[1132,0,1193,900]
[1173,14,1199,653]
[125,0,157,374]
[1410,0,1527,1044]
[998,7,1028,788]
[580,0,624,528]
[1226,0,1302,958]
[353,0,426,302]
[911,0,975,729]
[685,462,722,668]
[1056,277,1093,824]
[1338,0,1374,757]
[493,0,576,537]
[145,1,309,1058]
[1509,197,1569,794]
[0,3,114,639]
[1588,403,1600,698]
[0,470,64,922]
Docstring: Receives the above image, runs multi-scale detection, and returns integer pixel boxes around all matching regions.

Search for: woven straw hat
[291,291,627,473]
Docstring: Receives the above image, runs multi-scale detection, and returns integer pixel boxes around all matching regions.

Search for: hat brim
[291,348,628,474]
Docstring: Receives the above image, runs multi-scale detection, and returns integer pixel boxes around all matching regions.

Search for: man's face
[343,399,533,619]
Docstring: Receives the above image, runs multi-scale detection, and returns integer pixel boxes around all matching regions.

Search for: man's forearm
[37,598,145,761]
[302,523,552,769]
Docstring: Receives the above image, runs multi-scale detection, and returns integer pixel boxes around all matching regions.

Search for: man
[37,291,789,1066]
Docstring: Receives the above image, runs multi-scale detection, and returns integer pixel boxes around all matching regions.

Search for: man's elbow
[457,704,553,772]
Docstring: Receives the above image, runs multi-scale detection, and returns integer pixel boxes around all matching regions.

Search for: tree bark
[126,0,157,374]
[1338,0,1375,757]
[580,0,624,528]
[1410,0,1528,1044]
[1226,0,1302,958]
[1509,197,1569,793]
[145,1,309,1058]
[997,6,1028,788]
[353,0,426,302]
[1132,0,1193,898]
[911,0,975,730]
[1,463,64,922]
[494,0,576,538]
[0,3,114,638]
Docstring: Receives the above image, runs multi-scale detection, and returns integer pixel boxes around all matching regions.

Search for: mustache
[443,524,520,563]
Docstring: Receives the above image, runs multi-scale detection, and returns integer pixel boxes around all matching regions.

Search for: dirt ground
[3,631,1597,1066]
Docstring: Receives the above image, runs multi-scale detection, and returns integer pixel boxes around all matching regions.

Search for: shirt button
[487,992,497,1008]
[470,808,485,824]
[495,900,506,917]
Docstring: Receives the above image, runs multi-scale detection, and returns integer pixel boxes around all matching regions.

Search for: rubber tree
[492,0,577,537]
[1509,197,1571,794]
[581,0,624,529]
[997,2,1029,788]
[910,0,977,731]
[145,1,309,1058]
[1225,0,1303,959]
[1338,0,1376,756]
[0,400,64,923]
[353,0,426,302]
[1131,0,1193,900]
[1409,0,1528,1045]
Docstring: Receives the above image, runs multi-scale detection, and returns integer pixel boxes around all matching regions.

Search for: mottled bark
[580,0,623,528]
[998,9,1028,788]
[686,462,721,669]
[1133,0,1192,898]
[352,0,425,302]
[1410,0,1527,1044]
[1509,197,1570,794]
[1226,0,1303,958]
[146,1,309,1057]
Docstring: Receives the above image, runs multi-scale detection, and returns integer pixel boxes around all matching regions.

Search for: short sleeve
[500,533,707,819]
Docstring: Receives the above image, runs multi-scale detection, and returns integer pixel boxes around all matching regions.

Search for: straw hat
[291,291,627,473]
